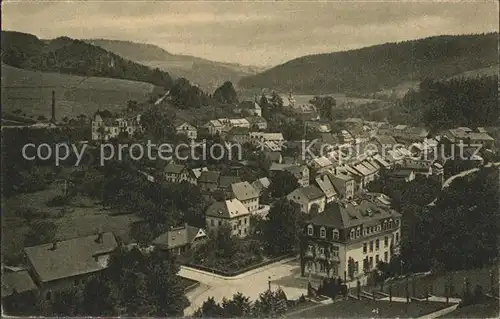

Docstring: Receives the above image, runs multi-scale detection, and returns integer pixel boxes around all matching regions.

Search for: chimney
[95,232,103,244]
[51,241,57,250]
[51,90,56,123]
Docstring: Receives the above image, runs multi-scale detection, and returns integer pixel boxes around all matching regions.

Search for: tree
[81,275,119,316]
[213,81,238,104]
[348,257,356,280]
[50,287,82,316]
[310,96,337,120]
[194,297,224,317]
[252,288,287,318]
[24,220,57,247]
[262,199,304,256]
[268,170,299,198]
[269,91,283,109]
[221,293,252,317]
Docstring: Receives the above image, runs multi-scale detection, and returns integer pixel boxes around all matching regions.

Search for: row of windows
[349,219,399,240]
[307,245,339,257]
[308,225,340,240]
[210,217,249,227]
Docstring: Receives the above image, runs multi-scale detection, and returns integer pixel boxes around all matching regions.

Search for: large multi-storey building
[91,113,142,141]
[300,200,401,281]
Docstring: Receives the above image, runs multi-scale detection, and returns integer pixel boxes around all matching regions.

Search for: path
[180,258,306,315]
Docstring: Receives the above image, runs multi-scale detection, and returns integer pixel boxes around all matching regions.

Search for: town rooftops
[231,181,259,201]
[164,162,185,174]
[310,200,401,229]
[205,198,250,218]
[269,163,295,171]
[191,167,208,179]
[219,175,242,189]
[207,120,223,127]
[329,172,353,182]
[249,132,285,141]
[293,185,325,201]
[198,171,221,184]
[152,224,206,250]
[2,270,37,297]
[252,177,271,193]
[24,232,118,283]
[374,135,398,146]
[312,156,333,168]
[229,127,250,135]
[315,174,337,199]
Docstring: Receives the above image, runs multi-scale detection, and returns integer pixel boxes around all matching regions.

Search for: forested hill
[239,33,498,94]
[1,31,173,89]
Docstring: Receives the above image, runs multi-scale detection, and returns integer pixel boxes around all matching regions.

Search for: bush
[47,195,70,207]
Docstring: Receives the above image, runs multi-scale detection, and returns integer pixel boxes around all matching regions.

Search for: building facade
[300,200,401,281]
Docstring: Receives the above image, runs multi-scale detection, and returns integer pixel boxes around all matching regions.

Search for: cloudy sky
[2,1,498,67]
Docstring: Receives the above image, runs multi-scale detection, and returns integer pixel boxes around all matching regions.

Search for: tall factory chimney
[51,90,56,123]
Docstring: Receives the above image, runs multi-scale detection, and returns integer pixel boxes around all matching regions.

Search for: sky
[2,1,498,67]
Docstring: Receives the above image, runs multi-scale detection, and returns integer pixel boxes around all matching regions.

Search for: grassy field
[287,299,449,318]
[383,266,499,299]
[439,298,499,318]
[1,64,159,119]
[2,181,141,263]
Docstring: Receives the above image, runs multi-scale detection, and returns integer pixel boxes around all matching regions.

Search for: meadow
[1,64,159,119]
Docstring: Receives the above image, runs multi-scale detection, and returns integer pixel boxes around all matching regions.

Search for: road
[428,161,500,206]
[180,258,308,315]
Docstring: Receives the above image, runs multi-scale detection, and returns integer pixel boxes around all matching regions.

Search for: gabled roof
[24,232,118,283]
[315,174,337,199]
[164,162,186,174]
[312,156,333,168]
[285,164,307,176]
[252,177,271,193]
[205,198,250,218]
[374,135,398,146]
[191,167,208,179]
[152,225,206,250]
[373,154,391,168]
[269,163,295,171]
[2,270,37,297]
[219,175,241,189]
[206,120,223,127]
[231,181,259,201]
[291,185,325,201]
[198,171,221,184]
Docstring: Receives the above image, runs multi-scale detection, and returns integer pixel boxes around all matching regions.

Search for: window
[319,263,326,272]
[320,227,326,238]
[369,256,373,268]
[377,225,381,232]
[356,227,361,237]
[74,279,80,286]
[333,229,339,240]
[363,228,367,236]
[396,232,399,243]
[238,220,242,225]
[383,220,387,230]
[319,247,325,255]
[354,261,359,274]
[307,225,314,236]
[363,243,367,254]
[375,239,380,250]
[211,219,214,227]
[388,220,393,228]
[331,246,339,257]
[363,258,368,271]
[369,241,373,252]
[46,291,52,300]
[307,245,313,254]
[384,252,388,262]
[350,229,355,239]
[233,224,237,230]
[384,236,388,247]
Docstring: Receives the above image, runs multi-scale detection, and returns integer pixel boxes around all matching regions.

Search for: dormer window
[307,225,314,236]
[356,227,361,237]
[333,229,339,240]
[350,229,355,239]
[383,220,387,230]
[320,227,326,238]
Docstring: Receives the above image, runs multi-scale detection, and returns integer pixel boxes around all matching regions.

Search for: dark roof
[219,175,242,188]
[198,171,221,184]
[24,232,118,283]
[374,135,398,146]
[229,127,249,135]
[265,151,282,162]
[2,270,37,297]
[164,162,186,174]
[152,225,205,250]
[296,185,325,200]
[310,200,401,229]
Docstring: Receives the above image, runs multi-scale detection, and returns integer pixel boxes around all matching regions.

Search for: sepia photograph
[1,1,499,317]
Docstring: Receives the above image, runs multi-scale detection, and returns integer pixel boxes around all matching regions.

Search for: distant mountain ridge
[239,33,499,94]
[1,30,173,89]
[85,39,267,91]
